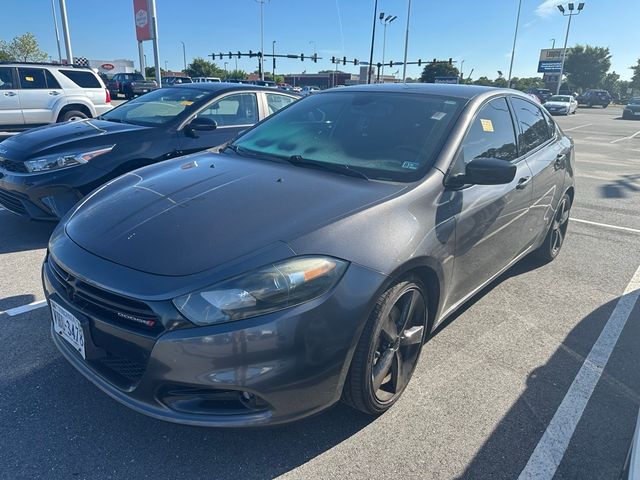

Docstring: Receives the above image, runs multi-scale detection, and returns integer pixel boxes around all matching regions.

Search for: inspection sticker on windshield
[480,119,494,132]
[402,161,419,170]
[431,112,447,120]
[180,100,194,106]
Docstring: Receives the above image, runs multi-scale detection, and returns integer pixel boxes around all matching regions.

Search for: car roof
[172,82,288,93]
[321,83,510,100]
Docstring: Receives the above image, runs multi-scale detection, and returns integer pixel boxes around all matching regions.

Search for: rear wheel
[342,278,429,415]
[534,193,571,263]
[59,110,88,122]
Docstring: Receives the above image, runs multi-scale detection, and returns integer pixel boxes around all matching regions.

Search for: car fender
[54,96,97,119]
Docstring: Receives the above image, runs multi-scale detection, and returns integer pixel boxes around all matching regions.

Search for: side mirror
[448,158,516,187]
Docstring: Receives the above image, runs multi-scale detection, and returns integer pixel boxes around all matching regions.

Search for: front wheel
[342,278,429,415]
[534,193,571,263]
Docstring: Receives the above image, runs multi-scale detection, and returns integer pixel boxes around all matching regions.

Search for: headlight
[24,145,114,173]
[173,256,349,326]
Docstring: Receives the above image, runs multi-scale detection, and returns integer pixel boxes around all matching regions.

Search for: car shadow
[455,291,640,479]
[0,293,35,313]
[600,174,640,199]
[0,212,56,254]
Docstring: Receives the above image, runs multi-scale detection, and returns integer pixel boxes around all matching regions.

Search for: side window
[45,70,61,89]
[542,110,557,139]
[59,70,101,88]
[198,93,258,127]
[265,93,295,115]
[511,97,552,156]
[449,97,518,178]
[17,68,47,89]
[0,68,14,90]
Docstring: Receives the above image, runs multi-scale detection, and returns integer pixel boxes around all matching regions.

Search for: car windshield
[231,91,464,182]
[549,96,571,102]
[629,98,640,105]
[101,88,209,126]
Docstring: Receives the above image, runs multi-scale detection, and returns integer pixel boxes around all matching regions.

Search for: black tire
[534,193,571,263]
[59,110,88,122]
[587,102,592,108]
[342,277,429,415]
[125,89,134,100]
[110,90,118,99]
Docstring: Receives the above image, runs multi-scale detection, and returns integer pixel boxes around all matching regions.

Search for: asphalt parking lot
[1,106,639,480]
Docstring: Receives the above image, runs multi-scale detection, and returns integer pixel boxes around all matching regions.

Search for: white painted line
[0,300,47,316]
[572,217,640,234]
[518,264,640,480]
[610,129,640,144]
[563,123,592,132]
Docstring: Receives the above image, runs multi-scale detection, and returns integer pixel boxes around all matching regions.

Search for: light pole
[51,0,62,63]
[224,62,228,80]
[181,41,186,71]
[507,0,523,88]
[58,0,73,63]
[255,0,267,81]
[272,40,276,79]
[401,0,412,82]
[379,13,397,81]
[367,0,379,84]
[550,38,556,48]
[556,2,585,94]
[164,60,168,72]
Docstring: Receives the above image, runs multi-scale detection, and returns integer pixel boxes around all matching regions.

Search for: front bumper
[43,249,387,427]
[0,164,109,220]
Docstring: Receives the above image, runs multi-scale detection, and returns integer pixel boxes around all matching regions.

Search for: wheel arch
[56,102,94,122]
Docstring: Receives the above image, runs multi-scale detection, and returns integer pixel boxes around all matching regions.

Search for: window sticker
[180,100,194,106]
[431,112,446,120]
[480,118,494,132]
[25,76,34,82]
[402,161,419,170]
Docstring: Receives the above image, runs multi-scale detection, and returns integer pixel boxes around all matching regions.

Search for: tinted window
[449,97,517,178]
[59,69,101,88]
[511,97,551,156]
[265,93,296,114]
[17,68,47,89]
[45,70,61,89]
[198,93,258,126]
[232,91,464,182]
[0,68,14,90]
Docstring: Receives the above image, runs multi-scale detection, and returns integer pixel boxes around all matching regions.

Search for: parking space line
[572,217,640,234]
[0,300,47,317]
[610,129,640,144]
[518,265,640,480]
[563,123,592,132]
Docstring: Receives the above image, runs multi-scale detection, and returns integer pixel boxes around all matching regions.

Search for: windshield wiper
[287,155,369,180]
[222,144,292,164]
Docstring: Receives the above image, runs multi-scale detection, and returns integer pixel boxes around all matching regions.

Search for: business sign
[100,63,115,71]
[537,48,568,73]
[434,76,459,84]
[133,0,153,41]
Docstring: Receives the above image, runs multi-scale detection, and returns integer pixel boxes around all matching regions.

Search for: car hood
[0,119,150,160]
[64,152,406,276]
[545,102,569,108]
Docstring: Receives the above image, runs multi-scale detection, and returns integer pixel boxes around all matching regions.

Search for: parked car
[192,77,221,83]
[0,83,298,219]
[161,76,192,87]
[301,86,321,96]
[544,95,578,115]
[252,80,277,88]
[107,73,158,100]
[0,62,112,130]
[527,88,553,102]
[622,98,640,120]
[577,89,611,108]
[621,408,640,479]
[43,84,574,427]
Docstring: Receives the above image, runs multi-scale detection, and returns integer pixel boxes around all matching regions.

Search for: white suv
[0,63,112,131]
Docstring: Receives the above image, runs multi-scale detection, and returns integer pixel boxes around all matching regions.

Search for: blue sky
[1,0,638,80]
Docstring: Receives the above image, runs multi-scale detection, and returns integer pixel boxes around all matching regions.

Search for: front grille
[48,257,162,333]
[93,351,146,387]
[0,158,28,173]
[0,189,27,215]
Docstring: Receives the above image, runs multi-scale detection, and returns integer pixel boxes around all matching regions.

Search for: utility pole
[402,0,412,82]
[507,0,523,88]
[367,0,379,84]
[256,0,267,81]
[149,0,161,86]
[58,0,73,63]
[272,40,276,79]
[380,14,397,81]
[181,41,186,71]
[51,0,62,63]
[556,2,585,94]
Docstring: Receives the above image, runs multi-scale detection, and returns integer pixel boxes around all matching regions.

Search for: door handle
[555,153,567,168]
[49,91,61,96]
[516,176,531,189]
[3,92,17,97]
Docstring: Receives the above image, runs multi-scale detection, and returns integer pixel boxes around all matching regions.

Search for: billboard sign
[134,0,153,41]
[537,48,568,73]
[434,76,459,84]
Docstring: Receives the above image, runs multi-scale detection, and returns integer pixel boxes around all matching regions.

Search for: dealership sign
[133,0,153,41]
[537,48,569,73]
[100,63,115,71]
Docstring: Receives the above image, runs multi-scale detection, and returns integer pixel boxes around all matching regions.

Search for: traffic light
[449,58,453,65]
[354,59,359,66]
[343,56,346,65]
[312,53,318,63]
[249,50,254,57]
[301,53,305,61]
[418,59,422,66]
[228,52,232,59]
[331,56,336,64]
[389,61,393,67]
[237,51,241,58]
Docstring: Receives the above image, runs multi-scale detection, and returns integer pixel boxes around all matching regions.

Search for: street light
[255,0,268,81]
[379,13,397,81]
[272,40,276,79]
[556,2,585,94]
[550,38,556,48]
[507,0,523,88]
[401,0,412,82]
[180,41,186,71]
[367,0,379,84]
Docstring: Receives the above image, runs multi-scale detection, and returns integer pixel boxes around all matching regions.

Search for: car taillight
[105,88,111,103]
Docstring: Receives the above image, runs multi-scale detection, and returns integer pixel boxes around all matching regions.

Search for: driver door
[177,92,259,155]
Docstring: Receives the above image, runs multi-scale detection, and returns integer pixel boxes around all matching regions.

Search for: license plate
[51,300,85,359]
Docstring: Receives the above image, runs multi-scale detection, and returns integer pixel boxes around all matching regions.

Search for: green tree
[601,71,620,93]
[631,59,640,90]
[563,44,611,91]
[493,77,508,88]
[144,66,166,79]
[472,76,494,86]
[0,32,48,62]
[420,62,459,83]
[185,57,225,78]
[510,77,545,91]
[226,69,247,80]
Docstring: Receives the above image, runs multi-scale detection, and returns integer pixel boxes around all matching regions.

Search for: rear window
[59,70,102,88]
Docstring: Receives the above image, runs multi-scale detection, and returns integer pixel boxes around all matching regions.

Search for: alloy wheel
[551,197,570,256]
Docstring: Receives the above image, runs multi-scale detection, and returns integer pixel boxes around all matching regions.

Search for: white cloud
[536,0,559,17]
